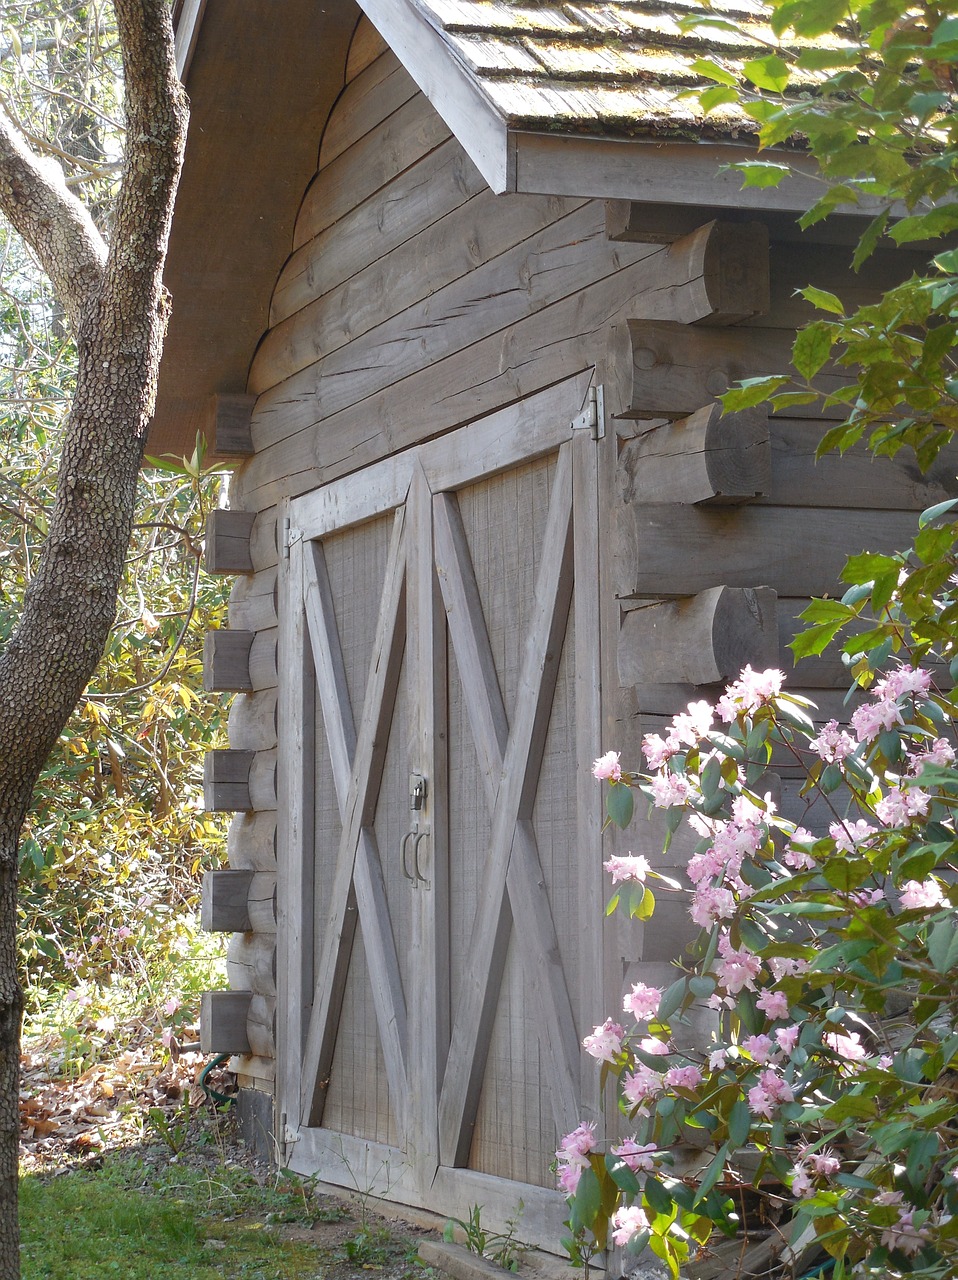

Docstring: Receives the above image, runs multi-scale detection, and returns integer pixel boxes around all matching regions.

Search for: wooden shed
[157,0,957,1249]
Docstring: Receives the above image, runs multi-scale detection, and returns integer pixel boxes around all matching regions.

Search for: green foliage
[444,1202,525,1271]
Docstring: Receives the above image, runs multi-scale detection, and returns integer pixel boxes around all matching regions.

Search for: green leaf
[658,977,688,1022]
[728,1100,752,1148]
[800,286,845,316]
[735,161,792,190]
[743,55,790,92]
[792,322,837,381]
[690,57,739,88]
[606,782,634,829]
[693,1144,729,1204]
[927,919,958,974]
[570,1168,601,1231]
[699,85,740,114]
[644,1176,674,1216]
[720,376,789,411]
[919,497,958,528]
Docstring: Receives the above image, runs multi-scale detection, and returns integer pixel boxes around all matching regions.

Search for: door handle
[412,831,430,889]
[400,830,417,883]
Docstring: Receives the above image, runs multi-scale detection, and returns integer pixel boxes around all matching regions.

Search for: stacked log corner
[200,507,278,1089]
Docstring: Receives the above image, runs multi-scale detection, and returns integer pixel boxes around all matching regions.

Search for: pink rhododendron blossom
[161,1028,174,1048]
[163,998,180,1017]
[650,772,690,808]
[851,698,903,743]
[716,666,784,720]
[557,1163,583,1195]
[809,720,856,763]
[623,982,663,1020]
[642,732,677,770]
[912,737,956,768]
[768,956,809,981]
[804,1149,841,1177]
[663,1065,703,1091]
[117,926,132,940]
[829,819,877,854]
[604,854,650,884]
[557,1122,596,1164]
[623,1064,663,1108]
[741,1034,777,1064]
[775,1025,801,1055]
[876,665,933,701]
[789,1164,815,1198]
[899,877,946,910]
[823,1030,867,1062]
[876,785,930,826]
[582,1019,625,1062]
[592,751,622,781]
[639,1037,670,1057]
[731,794,771,825]
[878,1054,893,1070]
[689,883,736,927]
[686,848,726,884]
[747,1069,794,1118]
[611,1205,648,1247]
[850,889,884,909]
[783,845,816,871]
[707,993,736,1011]
[709,1048,729,1070]
[715,933,762,994]
[881,1209,931,1258]
[611,1139,659,1175]
[670,700,714,746]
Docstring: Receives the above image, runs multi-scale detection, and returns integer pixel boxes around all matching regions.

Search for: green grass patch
[20,1154,333,1278]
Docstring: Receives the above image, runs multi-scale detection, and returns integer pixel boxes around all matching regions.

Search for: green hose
[200,1052,235,1107]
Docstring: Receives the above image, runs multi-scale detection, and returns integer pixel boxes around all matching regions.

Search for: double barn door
[278,375,605,1235]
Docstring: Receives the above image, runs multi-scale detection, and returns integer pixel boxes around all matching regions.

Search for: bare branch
[0,109,106,330]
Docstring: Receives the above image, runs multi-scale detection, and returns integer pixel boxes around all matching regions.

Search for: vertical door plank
[300,510,409,1128]
[434,447,581,1165]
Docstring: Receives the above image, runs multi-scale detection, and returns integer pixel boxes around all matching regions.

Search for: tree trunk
[0,1,188,1272]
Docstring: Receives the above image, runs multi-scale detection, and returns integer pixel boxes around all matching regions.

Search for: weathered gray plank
[254,203,652,453]
[270,138,486,327]
[251,188,589,394]
[205,509,255,575]
[202,869,254,932]
[206,392,255,457]
[227,932,277,996]
[248,749,278,812]
[630,220,769,326]
[294,93,451,249]
[247,994,276,1057]
[201,990,252,1054]
[619,405,770,506]
[319,52,416,170]
[204,748,253,811]
[299,512,409,1129]
[228,811,277,871]
[614,505,920,600]
[235,244,662,510]
[204,629,254,692]
[248,628,278,690]
[229,568,278,631]
[618,586,779,688]
[228,690,278,751]
[614,319,848,421]
[434,449,580,1165]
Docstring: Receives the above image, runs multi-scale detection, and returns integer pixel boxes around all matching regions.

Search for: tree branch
[0,110,106,331]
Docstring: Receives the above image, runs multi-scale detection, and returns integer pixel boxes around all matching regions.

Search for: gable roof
[152,0,831,457]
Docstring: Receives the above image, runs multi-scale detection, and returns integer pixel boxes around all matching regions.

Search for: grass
[20,1150,427,1280]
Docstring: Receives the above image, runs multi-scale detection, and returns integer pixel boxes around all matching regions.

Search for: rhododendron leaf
[570,1167,601,1234]
[658,978,687,1023]
[689,975,715,999]
[728,1100,751,1148]
[644,1176,674,1216]
[927,920,958,974]
[633,886,655,921]
[604,1153,640,1195]
[905,1131,939,1193]
[819,764,842,793]
[606,782,634,829]
[693,1144,729,1205]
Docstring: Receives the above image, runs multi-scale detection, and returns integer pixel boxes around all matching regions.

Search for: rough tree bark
[0,2,187,1272]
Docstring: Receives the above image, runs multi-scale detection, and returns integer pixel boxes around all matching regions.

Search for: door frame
[276,369,608,1243]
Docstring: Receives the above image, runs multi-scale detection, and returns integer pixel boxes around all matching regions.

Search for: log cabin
[156,0,957,1250]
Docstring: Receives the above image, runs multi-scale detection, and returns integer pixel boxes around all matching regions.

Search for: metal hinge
[281,1111,300,1146]
[570,384,605,440]
[282,517,303,558]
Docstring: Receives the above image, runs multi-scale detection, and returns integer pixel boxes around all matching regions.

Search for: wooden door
[278,372,606,1241]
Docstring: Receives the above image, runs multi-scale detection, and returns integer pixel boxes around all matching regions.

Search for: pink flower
[790,1165,815,1198]
[663,1065,703,1090]
[715,933,762,994]
[583,1019,625,1062]
[911,737,956,768]
[881,1209,931,1258]
[611,1139,659,1175]
[592,751,622,781]
[604,854,650,885]
[716,666,784,719]
[642,732,676,770]
[851,698,902,743]
[741,1034,777,1064]
[756,989,790,1020]
[829,819,876,853]
[670,700,714,746]
[875,785,930,826]
[823,1030,867,1062]
[875,665,932,701]
[558,1122,596,1164]
[623,982,663,1020]
[805,1149,840,1177]
[650,772,690,808]
[900,877,946,910]
[747,1069,794,1118]
[163,998,180,1017]
[689,883,736,927]
[557,1163,582,1195]
[117,926,132,940]
[775,1025,801,1055]
[809,720,855,763]
[611,1205,648,1247]
[768,956,809,981]
[783,845,816,870]
[623,1064,662,1108]
[639,1037,670,1057]
[709,1048,729,1070]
